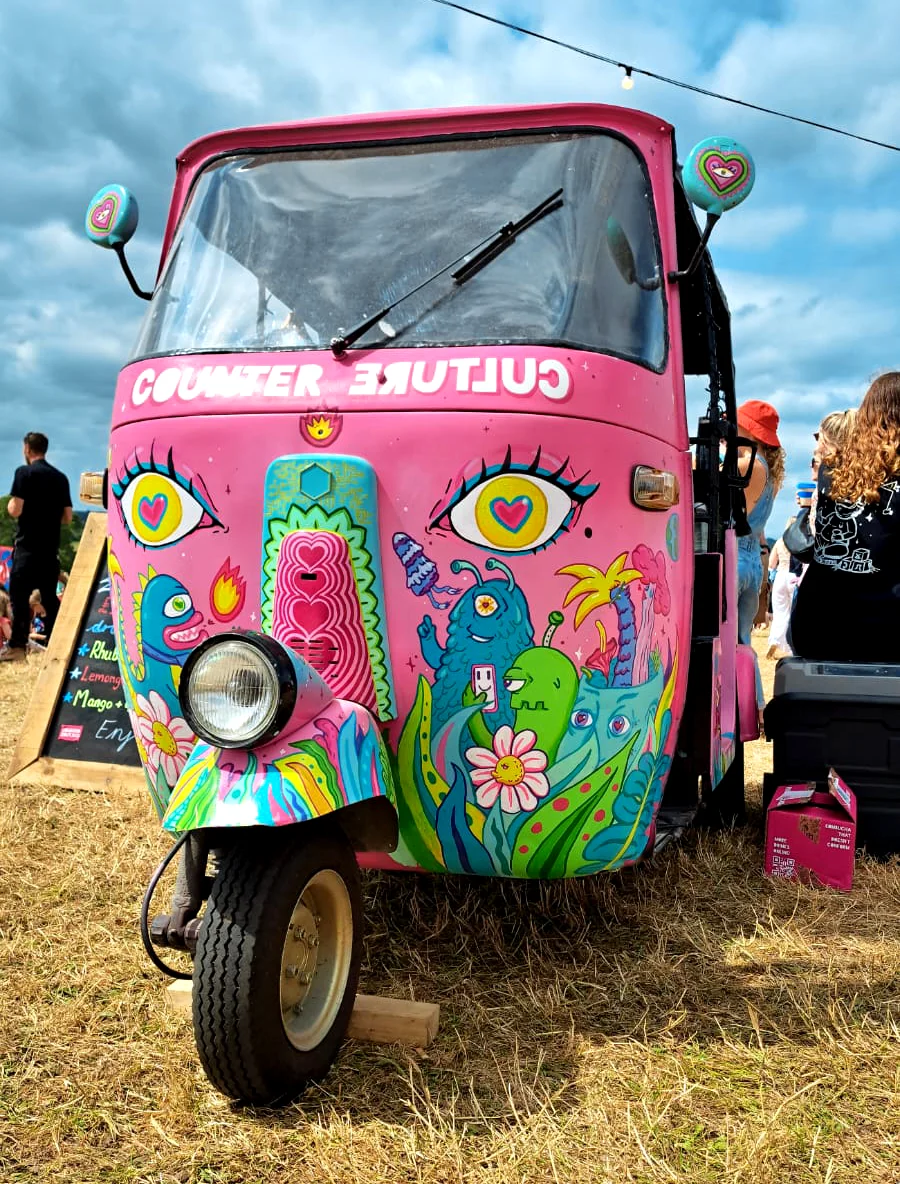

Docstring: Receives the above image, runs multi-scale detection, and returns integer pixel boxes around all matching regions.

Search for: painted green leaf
[394,677,448,872]
[509,731,639,879]
[581,711,673,872]
[482,800,513,876]
[435,763,495,875]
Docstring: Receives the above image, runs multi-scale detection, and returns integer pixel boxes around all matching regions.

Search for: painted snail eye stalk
[542,611,564,646]
[450,559,484,582]
[485,556,516,589]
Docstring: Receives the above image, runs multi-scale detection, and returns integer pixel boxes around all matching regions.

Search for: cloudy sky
[2,0,899,535]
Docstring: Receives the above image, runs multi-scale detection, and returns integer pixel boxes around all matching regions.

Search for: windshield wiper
[330,187,564,357]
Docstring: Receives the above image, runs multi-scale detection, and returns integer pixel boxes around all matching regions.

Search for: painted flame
[300,411,342,445]
[210,559,246,622]
[306,414,335,439]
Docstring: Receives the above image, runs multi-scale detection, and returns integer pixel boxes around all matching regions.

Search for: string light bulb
[429,0,900,155]
[621,66,634,90]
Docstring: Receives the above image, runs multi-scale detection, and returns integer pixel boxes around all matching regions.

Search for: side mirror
[85,185,152,300]
[85,184,138,248]
[669,137,755,282]
[606,217,660,291]
[683,137,755,216]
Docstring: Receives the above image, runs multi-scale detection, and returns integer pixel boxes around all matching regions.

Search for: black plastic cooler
[763,658,900,858]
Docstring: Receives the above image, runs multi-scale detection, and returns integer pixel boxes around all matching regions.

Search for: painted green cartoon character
[503,647,579,763]
[462,611,576,755]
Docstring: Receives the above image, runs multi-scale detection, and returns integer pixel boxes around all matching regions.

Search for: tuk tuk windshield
[132,130,666,369]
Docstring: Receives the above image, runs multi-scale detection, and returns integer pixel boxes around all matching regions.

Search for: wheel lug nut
[284,964,299,978]
[299,972,312,985]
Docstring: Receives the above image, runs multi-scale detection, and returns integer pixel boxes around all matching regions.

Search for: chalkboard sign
[8,513,147,795]
[44,567,141,765]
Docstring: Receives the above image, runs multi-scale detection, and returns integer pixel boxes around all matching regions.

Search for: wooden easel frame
[8,511,147,794]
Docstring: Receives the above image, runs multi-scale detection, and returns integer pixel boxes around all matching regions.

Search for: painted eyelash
[113,445,219,521]
[429,445,598,527]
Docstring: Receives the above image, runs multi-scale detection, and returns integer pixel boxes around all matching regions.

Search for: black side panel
[692,553,722,640]
[661,638,713,814]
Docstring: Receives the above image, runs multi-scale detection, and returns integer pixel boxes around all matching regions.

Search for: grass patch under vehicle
[0,640,898,1182]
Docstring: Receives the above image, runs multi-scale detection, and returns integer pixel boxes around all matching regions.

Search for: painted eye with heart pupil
[429,451,597,555]
[475,595,498,617]
[571,709,594,729]
[113,453,221,550]
[164,594,192,618]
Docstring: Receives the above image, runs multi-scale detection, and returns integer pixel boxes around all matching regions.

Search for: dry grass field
[1,637,898,1183]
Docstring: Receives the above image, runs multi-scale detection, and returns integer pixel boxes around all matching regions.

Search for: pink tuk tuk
[84,102,759,1103]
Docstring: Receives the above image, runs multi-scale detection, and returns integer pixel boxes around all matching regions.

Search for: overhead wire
[427,0,900,153]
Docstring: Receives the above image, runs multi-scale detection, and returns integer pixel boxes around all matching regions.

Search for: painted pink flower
[466,726,549,813]
[632,544,671,615]
[586,635,618,679]
[134,690,194,785]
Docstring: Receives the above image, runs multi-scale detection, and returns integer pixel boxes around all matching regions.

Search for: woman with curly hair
[792,373,900,662]
[815,409,857,475]
[806,409,857,532]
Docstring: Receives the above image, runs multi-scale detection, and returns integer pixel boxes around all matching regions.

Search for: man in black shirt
[2,432,72,661]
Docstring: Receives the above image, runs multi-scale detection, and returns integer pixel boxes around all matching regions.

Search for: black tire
[701,739,747,829]
[193,826,362,1105]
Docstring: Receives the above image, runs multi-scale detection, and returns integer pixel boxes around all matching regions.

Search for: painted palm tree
[557,553,642,686]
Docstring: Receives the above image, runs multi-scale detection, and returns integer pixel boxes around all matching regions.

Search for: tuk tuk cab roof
[159,102,732,383]
[160,103,677,263]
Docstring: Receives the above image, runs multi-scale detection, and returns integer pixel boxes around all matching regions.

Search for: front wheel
[193,826,362,1105]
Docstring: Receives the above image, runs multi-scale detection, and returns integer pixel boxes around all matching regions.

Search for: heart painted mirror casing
[85,184,140,248]
[682,137,755,216]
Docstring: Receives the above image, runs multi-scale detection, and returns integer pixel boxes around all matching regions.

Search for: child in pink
[0,591,11,645]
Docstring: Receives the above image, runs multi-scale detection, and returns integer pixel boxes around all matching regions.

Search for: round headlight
[180,634,295,748]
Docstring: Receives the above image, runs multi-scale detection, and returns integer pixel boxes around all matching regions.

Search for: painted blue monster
[549,662,665,788]
[138,574,207,668]
[113,566,208,717]
[417,557,534,735]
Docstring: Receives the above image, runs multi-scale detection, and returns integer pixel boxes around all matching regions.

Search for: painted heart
[699,151,748,195]
[490,495,533,533]
[91,196,117,231]
[137,493,168,530]
[292,540,329,567]
[288,600,330,635]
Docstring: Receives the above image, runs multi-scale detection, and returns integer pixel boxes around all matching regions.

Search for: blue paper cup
[797,482,815,506]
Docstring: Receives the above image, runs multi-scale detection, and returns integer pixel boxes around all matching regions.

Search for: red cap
[737,400,781,448]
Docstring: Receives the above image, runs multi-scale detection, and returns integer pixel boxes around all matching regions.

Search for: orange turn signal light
[632,466,680,510]
[79,471,105,506]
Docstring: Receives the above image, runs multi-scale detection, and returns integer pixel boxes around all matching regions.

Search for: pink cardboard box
[764,768,857,892]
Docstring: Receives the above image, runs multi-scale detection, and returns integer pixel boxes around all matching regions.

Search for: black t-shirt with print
[9,459,73,561]
[791,464,900,662]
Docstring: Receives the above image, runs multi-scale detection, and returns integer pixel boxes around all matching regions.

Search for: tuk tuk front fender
[162,697,397,846]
